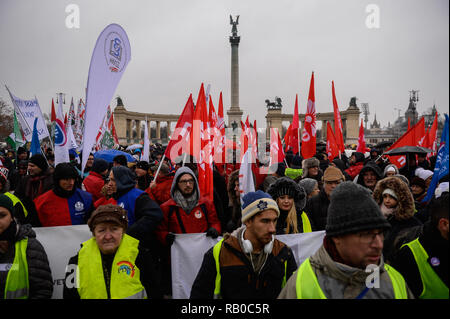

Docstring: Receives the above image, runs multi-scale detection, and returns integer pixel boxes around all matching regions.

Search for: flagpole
[153,154,166,181]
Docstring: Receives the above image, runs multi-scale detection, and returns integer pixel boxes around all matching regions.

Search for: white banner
[170,231,325,299]
[82,23,131,173]
[6,86,50,142]
[34,225,91,299]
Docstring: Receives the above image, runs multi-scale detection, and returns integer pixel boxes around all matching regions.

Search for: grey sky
[0,0,448,133]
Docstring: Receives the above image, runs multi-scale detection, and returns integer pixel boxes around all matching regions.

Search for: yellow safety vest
[77,234,147,299]
[212,238,288,299]
[401,238,449,299]
[4,238,29,299]
[5,192,28,218]
[295,258,408,299]
[300,211,312,233]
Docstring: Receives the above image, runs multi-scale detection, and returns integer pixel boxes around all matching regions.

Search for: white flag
[141,118,150,163]
[81,23,131,173]
[54,94,70,165]
[239,149,255,205]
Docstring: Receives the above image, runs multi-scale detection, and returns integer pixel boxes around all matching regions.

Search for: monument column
[227,15,243,128]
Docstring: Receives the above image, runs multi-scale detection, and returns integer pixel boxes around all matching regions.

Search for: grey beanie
[326,181,391,237]
[298,178,318,196]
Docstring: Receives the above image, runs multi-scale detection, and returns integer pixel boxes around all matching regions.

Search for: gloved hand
[166,233,176,246]
[206,227,219,239]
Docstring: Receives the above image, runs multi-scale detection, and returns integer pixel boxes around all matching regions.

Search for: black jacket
[0,224,53,299]
[304,189,330,231]
[190,234,297,299]
[391,221,448,298]
[63,243,162,299]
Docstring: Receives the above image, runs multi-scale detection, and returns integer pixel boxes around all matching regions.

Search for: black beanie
[267,177,306,210]
[29,154,48,172]
[53,163,79,183]
[326,181,391,237]
[0,194,14,215]
[92,158,109,174]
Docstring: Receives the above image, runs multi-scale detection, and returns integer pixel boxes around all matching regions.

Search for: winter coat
[391,221,448,298]
[190,227,297,299]
[34,188,94,227]
[356,161,383,190]
[372,176,422,263]
[304,188,330,231]
[0,224,53,299]
[156,167,221,245]
[145,174,174,205]
[278,241,414,299]
[82,171,105,203]
[225,169,242,232]
[344,152,365,180]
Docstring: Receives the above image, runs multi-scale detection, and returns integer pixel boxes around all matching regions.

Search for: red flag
[385,117,426,168]
[51,99,56,122]
[326,122,339,161]
[301,72,317,159]
[164,94,194,159]
[284,123,293,152]
[356,119,366,153]
[286,95,300,154]
[270,127,285,164]
[332,81,345,152]
[239,119,249,162]
[427,112,439,157]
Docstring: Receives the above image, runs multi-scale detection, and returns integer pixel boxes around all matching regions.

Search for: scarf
[173,189,198,214]
[380,203,396,218]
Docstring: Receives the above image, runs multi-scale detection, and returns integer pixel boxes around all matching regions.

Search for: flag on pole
[301,72,317,159]
[239,149,255,205]
[30,117,41,156]
[141,117,150,163]
[326,121,339,161]
[422,114,449,203]
[54,94,69,165]
[217,92,226,167]
[286,95,300,154]
[332,81,345,152]
[356,118,366,153]
[6,111,25,151]
[270,127,285,164]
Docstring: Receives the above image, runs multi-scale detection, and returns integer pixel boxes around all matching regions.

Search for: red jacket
[345,162,364,180]
[156,196,221,246]
[145,174,174,205]
[82,171,105,203]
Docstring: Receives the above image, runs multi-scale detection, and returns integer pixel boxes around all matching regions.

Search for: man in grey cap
[278,181,414,299]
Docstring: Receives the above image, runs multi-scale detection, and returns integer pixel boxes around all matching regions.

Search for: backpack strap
[169,205,187,234]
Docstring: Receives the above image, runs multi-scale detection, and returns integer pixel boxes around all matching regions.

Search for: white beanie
[415,168,433,180]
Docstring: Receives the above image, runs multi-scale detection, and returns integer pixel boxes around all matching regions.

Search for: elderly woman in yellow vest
[278,182,414,299]
[267,177,313,234]
[0,194,53,299]
[63,204,161,299]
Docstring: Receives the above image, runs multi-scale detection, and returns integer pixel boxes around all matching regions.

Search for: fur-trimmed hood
[373,176,415,221]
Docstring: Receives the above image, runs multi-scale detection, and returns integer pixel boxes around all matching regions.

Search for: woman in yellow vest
[0,169,28,225]
[267,177,313,234]
[391,191,448,299]
[63,204,161,299]
[278,182,414,299]
[0,194,53,299]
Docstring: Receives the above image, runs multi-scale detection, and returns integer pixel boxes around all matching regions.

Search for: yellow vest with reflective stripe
[5,192,28,218]
[4,238,29,299]
[295,258,408,299]
[401,238,449,299]
[77,234,147,299]
[212,238,288,299]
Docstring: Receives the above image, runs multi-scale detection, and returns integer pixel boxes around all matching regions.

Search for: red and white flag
[301,72,317,159]
[332,81,345,152]
[270,127,285,164]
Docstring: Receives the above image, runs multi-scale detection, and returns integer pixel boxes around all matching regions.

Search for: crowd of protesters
[0,143,447,299]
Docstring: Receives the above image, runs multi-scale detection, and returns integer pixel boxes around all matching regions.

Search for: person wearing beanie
[113,154,128,167]
[415,167,434,188]
[298,178,320,199]
[383,164,399,178]
[82,158,109,203]
[279,182,413,299]
[63,204,162,299]
[190,190,297,299]
[103,165,163,252]
[0,169,28,225]
[391,192,449,299]
[331,158,352,182]
[304,166,345,231]
[267,177,314,234]
[345,151,365,180]
[33,163,94,227]
[14,154,54,227]
[373,176,422,263]
[134,160,153,191]
[0,194,53,299]
[285,155,303,181]
[356,161,383,192]
[410,176,427,202]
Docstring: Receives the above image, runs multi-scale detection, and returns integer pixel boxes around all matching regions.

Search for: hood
[170,166,200,198]
[16,224,36,241]
[372,176,415,221]
[356,161,382,185]
[112,166,137,192]
[383,164,399,177]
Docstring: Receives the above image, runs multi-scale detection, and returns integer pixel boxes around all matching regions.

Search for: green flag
[6,111,25,150]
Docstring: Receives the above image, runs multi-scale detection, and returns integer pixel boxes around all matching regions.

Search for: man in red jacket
[82,158,109,203]
[145,162,174,205]
[156,166,221,246]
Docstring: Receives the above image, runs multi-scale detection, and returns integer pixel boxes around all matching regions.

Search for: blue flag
[422,114,449,203]
[30,117,41,156]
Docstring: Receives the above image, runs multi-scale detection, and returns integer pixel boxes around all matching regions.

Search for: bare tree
[0,98,13,139]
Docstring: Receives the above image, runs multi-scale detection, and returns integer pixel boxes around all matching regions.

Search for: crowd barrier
[34,226,325,299]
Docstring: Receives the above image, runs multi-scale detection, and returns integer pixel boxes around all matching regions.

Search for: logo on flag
[54,119,67,146]
[104,32,127,72]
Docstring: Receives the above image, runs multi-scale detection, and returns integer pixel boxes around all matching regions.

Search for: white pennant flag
[54,94,70,165]
[239,149,255,205]
[82,23,131,173]
[141,118,150,163]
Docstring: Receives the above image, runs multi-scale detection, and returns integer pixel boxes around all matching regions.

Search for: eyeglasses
[358,230,385,244]
[178,179,195,185]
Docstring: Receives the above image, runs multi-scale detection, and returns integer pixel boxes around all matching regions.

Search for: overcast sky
[0,0,448,132]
